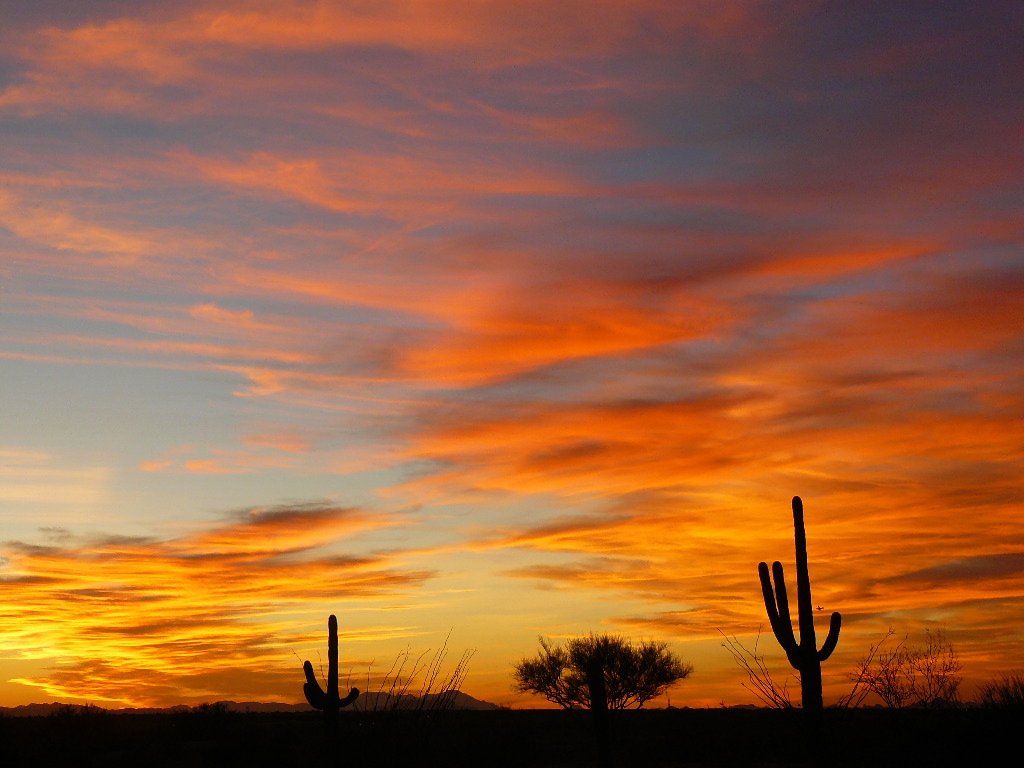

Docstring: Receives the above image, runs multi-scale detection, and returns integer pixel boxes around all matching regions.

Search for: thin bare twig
[719,627,794,709]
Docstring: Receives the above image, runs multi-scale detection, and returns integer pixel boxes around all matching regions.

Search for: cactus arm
[757,562,781,627]
[770,561,797,652]
[302,660,327,709]
[339,687,360,708]
[760,559,801,671]
[818,612,842,661]
[759,561,799,667]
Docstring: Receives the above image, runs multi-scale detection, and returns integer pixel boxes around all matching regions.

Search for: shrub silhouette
[349,631,474,714]
[512,633,692,710]
[850,628,962,709]
[303,614,359,730]
[720,628,794,708]
[759,496,841,737]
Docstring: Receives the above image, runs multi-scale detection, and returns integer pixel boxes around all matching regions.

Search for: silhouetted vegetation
[979,669,1024,709]
[349,629,474,714]
[719,628,793,708]
[758,495,841,740]
[512,633,692,710]
[849,628,962,709]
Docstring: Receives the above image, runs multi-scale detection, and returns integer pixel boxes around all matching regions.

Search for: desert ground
[1,705,1013,767]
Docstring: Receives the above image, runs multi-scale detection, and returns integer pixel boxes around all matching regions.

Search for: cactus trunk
[326,614,339,704]
[587,658,611,767]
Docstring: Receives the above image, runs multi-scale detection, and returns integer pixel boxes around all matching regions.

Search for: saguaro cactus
[759,496,841,726]
[303,614,359,729]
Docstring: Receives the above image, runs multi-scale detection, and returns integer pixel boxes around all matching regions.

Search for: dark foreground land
[1,706,1014,767]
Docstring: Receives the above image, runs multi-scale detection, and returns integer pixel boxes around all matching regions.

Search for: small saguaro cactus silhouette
[303,614,359,729]
[759,496,841,730]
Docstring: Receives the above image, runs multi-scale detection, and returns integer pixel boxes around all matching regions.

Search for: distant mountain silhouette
[349,690,499,711]
[0,691,500,717]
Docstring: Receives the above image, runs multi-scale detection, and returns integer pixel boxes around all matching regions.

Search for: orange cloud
[1,0,754,120]
[2,332,316,366]
[395,288,727,386]
[0,504,433,706]
[0,188,153,259]
[178,147,580,225]
[243,431,312,454]
[140,441,314,475]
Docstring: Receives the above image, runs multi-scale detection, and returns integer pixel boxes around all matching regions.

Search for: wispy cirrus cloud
[0,188,155,260]
[0,449,111,519]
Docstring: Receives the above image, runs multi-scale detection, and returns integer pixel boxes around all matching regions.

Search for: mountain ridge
[1,690,501,717]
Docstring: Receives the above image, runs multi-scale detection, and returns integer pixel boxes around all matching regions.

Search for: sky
[0,0,1022,710]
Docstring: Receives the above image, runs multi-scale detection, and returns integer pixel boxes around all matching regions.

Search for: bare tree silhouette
[851,628,962,709]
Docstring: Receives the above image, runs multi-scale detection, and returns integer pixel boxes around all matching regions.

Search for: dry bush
[978,669,1024,709]
[849,628,962,709]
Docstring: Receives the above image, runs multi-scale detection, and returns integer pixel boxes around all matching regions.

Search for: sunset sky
[1,1,1022,710]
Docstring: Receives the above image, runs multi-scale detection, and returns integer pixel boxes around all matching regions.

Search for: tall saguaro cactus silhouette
[759,496,841,729]
[303,614,359,730]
